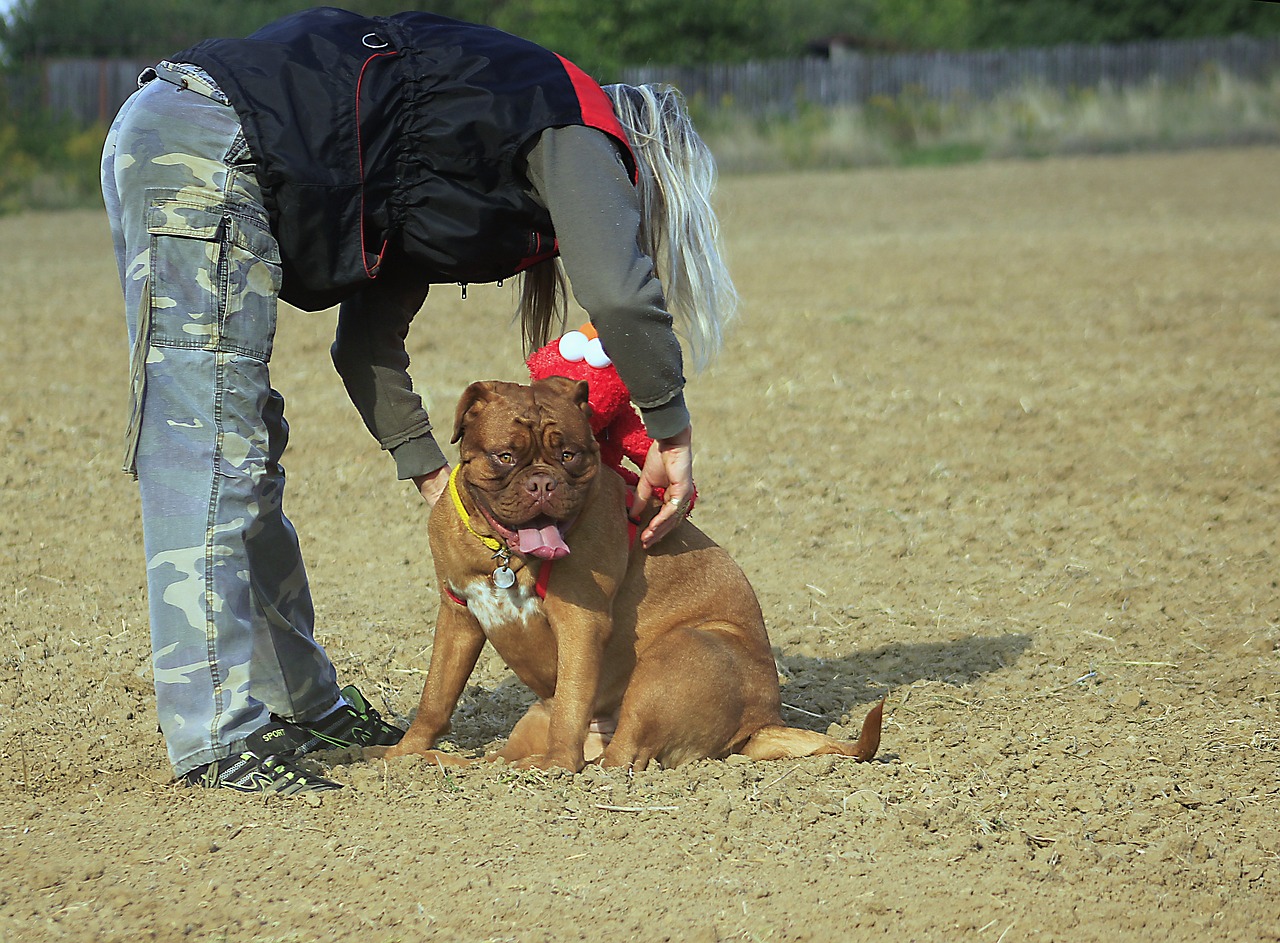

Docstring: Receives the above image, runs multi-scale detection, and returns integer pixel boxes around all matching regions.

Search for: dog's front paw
[368,743,474,767]
[511,751,585,773]
[370,734,441,760]
[374,738,429,760]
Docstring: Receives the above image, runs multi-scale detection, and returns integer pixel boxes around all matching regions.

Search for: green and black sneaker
[288,684,405,756]
[184,722,342,795]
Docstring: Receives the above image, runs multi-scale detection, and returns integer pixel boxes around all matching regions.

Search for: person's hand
[634,426,693,549]
[413,464,451,508]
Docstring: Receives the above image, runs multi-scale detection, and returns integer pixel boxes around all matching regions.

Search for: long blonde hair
[518,83,738,371]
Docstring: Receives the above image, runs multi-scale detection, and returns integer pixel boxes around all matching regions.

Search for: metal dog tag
[492,566,516,589]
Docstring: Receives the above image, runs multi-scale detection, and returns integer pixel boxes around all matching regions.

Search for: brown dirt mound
[1,147,1277,942]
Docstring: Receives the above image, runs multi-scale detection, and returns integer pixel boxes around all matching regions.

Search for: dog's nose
[524,473,557,502]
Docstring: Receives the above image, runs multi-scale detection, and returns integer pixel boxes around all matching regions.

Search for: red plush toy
[526,323,656,491]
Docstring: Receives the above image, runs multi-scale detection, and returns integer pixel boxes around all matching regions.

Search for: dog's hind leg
[601,623,781,770]
[738,698,885,763]
[493,700,552,764]
[493,700,614,765]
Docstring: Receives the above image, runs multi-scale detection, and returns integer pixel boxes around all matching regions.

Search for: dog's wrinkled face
[451,377,600,559]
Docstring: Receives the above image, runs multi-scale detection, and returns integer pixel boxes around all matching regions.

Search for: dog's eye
[561,450,576,463]
[495,451,515,465]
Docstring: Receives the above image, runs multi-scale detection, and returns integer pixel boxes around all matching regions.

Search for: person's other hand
[413,464,451,508]
[634,426,693,549]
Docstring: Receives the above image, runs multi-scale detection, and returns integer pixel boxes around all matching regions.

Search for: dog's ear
[575,380,593,424]
[534,376,592,418]
[452,381,497,444]
[566,378,591,418]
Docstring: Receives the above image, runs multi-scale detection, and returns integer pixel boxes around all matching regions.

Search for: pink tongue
[516,525,570,560]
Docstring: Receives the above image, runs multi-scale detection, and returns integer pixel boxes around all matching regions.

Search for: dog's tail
[739,698,884,763]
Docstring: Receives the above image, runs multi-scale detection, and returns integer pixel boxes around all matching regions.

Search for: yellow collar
[448,464,520,589]
[448,464,506,555]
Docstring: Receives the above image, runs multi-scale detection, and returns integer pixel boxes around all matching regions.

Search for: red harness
[446,494,638,607]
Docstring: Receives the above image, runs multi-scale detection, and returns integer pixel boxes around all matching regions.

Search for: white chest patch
[453,578,544,636]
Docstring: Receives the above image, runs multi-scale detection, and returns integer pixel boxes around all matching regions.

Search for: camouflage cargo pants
[101,64,341,777]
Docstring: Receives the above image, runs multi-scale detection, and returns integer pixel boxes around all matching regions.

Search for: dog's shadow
[419,632,1032,753]
[773,633,1032,731]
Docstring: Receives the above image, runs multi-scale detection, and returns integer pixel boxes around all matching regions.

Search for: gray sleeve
[524,124,690,440]
[331,271,449,479]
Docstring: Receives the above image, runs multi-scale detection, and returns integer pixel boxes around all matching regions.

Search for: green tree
[0,0,862,75]
[874,0,977,50]
[482,0,785,75]
[5,0,1279,69]
[0,0,287,61]
[969,0,1280,48]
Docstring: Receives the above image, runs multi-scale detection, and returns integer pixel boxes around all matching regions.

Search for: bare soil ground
[1,147,1278,943]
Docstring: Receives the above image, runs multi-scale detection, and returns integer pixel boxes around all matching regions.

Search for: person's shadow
[422,632,1032,756]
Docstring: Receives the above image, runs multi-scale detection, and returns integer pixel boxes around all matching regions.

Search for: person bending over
[100,7,737,795]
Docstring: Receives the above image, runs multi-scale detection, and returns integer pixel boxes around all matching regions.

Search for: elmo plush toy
[526,324,690,512]
[526,323,653,489]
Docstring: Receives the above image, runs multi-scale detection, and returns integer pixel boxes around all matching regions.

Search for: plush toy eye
[558,331,589,362]
[557,330,613,368]
[584,338,612,368]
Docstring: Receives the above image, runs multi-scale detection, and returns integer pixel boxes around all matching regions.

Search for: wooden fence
[4,33,1280,126]
[619,35,1280,117]
[2,58,153,124]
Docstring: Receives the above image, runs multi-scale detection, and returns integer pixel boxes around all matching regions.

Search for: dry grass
[2,148,1278,942]
[704,67,1280,171]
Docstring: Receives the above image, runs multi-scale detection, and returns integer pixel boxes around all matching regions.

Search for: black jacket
[179,6,636,310]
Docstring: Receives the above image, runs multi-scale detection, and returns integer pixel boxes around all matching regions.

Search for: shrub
[0,111,107,213]
[700,69,1280,174]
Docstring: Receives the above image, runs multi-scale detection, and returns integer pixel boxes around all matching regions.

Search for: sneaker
[183,722,342,795]
[288,684,405,756]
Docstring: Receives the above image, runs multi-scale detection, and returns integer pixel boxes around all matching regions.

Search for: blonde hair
[517,259,568,358]
[518,83,738,371]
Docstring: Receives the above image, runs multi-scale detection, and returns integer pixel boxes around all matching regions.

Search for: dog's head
[451,377,600,559]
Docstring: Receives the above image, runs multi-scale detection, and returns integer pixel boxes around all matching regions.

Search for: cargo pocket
[145,190,282,362]
[121,275,151,478]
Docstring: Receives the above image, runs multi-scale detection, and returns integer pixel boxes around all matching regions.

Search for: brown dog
[386,377,882,771]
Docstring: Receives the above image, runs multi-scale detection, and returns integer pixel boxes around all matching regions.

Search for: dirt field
[2,147,1278,943]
